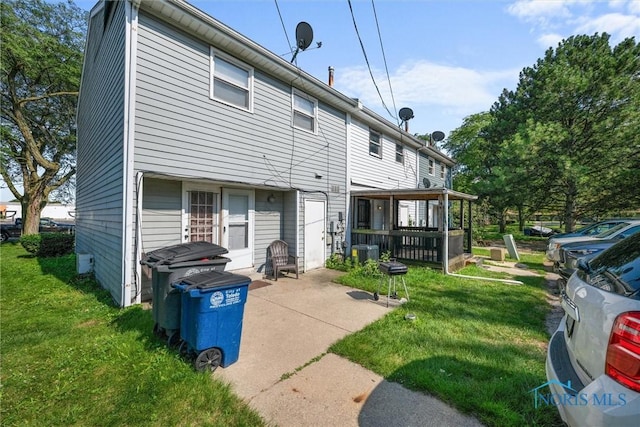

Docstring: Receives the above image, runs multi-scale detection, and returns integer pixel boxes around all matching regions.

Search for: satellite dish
[296,22,313,51]
[431,131,445,142]
[291,22,314,63]
[423,177,431,188]
[399,107,414,122]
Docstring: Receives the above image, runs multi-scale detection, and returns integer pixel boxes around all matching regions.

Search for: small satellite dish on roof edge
[431,131,445,142]
[291,22,313,63]
[296,22,313,51]
[399,107,414,122]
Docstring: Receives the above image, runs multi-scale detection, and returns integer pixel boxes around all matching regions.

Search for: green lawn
[1,241,562,426]
[330,251,563,427]
[0,243,265,427]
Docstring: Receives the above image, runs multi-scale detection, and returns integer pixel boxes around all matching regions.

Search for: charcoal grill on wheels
[374,261,409,307]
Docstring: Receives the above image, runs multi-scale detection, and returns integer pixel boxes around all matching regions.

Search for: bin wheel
[153,323,163,338]
[194,348,222,373]
[167,331,181,348]
[373,292,379,301]
[178,340,189,357]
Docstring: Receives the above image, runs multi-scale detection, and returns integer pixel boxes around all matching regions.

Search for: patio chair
[267,239,299,280]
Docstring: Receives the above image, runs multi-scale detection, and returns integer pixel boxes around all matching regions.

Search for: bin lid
[174,270,251,291]
[140,241,228,266]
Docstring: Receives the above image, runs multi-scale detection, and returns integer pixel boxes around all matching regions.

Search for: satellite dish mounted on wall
[291,22,313,63]
[423,177,431,188]
[399,107,414,131]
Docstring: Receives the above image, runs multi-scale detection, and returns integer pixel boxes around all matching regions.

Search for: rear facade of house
[76,0,454,307]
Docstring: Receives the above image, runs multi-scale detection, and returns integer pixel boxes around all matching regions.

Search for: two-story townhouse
[77,0,461,307]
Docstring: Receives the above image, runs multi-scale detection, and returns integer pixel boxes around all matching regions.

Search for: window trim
[210,48,254,112]
[291,90,318,134]
[369,129,382,158]
[428,158,435,176]
[440,164,446,179]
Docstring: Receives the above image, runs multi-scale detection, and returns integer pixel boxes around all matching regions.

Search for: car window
[579,233,640,298]
[590,223,618,235]
[619,225,640,238]
[595,222,630,238]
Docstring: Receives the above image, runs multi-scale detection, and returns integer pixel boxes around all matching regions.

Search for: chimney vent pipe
[328,66,334,87]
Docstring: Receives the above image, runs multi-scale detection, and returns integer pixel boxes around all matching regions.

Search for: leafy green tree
[492,34,640,231]
[1,0,86,234]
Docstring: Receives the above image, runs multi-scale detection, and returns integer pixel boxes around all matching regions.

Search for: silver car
[546,220,640,267]
[546,233,640,426]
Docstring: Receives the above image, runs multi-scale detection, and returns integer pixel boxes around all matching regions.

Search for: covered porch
[349,188,478,271]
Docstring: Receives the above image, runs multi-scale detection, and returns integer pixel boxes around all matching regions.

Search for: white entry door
[222,189,254,270]
[304,199,325,271]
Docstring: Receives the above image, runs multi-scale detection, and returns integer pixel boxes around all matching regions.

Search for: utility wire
[346,0,395,120]
[274,0,294,61]
[371,0,399,126]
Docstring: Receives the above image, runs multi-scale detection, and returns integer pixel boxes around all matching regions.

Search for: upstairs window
[210,50,253,111]
[292,91,317,133]
[369,130,381,157]
[440,164,446,179]
[395,144,404,164]
[428,159,435,175]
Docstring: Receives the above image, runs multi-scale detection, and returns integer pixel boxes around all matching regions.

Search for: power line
[371,0,399,126]
[274,0,294,61]
[346,0,395,121]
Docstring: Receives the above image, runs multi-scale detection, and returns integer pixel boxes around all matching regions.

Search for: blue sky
[2,0,639,201]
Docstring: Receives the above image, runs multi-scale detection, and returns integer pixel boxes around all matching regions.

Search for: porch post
[467,200,473,251]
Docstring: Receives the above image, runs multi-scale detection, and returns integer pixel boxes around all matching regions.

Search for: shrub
[38,233,75,257]
[19,233,75,257]
[19,234,41,254]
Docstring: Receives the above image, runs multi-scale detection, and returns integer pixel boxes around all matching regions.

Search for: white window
[428,159,435,175]
[395,144,404,164]
[369,129,381,157]
[440,164,446,179]
[292,91,317,133]
[210,49,253,111]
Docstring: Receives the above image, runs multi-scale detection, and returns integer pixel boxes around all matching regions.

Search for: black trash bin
[140,242,231,344]
[173,270,251,372]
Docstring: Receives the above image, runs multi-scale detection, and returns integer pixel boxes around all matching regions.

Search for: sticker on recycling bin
[209,288,242,308]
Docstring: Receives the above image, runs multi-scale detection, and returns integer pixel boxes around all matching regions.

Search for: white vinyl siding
[292,91,317,133]
[210,49,253,111]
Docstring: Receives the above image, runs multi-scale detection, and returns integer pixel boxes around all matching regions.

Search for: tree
[1,0,86,235]
[491,34,640,232]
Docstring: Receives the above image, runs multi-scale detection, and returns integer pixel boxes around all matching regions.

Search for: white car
[545,233,640,427]
[546,220,640,266]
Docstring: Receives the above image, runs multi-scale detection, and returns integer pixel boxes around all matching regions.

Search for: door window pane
[189,191,218,243]
[228,194,249,250]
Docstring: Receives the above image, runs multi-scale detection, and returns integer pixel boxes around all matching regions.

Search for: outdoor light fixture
[267,194,276,203]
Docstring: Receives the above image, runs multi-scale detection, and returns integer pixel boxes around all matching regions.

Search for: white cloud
[507,0,573,27]
[336,60,520,130]
[574,12,640,43]
[537,33,565,49]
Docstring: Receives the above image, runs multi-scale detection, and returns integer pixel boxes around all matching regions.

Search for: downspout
[122,0,140,306]
[442,190,523,285]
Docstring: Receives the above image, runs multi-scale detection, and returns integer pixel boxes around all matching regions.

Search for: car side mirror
[577,258,591,273]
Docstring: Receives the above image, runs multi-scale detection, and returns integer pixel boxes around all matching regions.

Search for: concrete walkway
[216,268,484,427]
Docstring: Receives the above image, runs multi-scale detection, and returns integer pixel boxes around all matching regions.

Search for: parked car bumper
[546,324,640,427]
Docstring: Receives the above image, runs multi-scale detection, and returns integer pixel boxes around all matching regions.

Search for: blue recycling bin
[140,242,230,344]
[173,270,251,372]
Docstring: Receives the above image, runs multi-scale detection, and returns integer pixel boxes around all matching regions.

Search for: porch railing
[351,228,466,265]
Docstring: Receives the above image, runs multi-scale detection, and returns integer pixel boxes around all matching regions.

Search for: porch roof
[351,187,478,202]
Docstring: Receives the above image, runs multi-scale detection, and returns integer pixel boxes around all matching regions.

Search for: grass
[0,242,265,427]
[330,250,563,427]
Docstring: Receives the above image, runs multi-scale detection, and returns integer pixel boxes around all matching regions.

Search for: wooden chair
[267,239,299,280]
